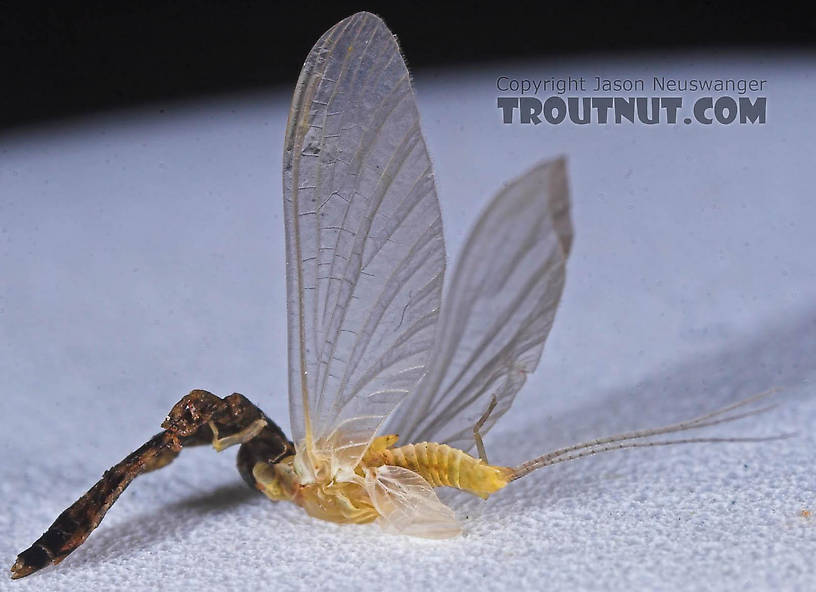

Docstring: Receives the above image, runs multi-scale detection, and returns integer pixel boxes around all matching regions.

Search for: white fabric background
[2,51,815,591]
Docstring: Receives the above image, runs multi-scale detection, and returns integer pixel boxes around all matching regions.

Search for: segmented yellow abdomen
[369,442,513,499]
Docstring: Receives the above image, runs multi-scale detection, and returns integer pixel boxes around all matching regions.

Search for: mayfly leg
[10,390,293,580]
[474,395,499,465]
[11,430,187,579]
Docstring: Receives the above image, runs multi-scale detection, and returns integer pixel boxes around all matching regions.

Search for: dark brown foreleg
[10,389,292,579]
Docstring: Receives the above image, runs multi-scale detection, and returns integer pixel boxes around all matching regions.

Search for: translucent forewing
[386,159,572,451]
[364,465,461,538]
[283,12,446,478]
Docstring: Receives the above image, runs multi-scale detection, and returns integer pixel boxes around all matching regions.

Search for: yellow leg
[473,395,498,464]
[209,418,268,452]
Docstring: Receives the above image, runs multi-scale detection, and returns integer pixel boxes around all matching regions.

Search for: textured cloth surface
[2,53,815,592]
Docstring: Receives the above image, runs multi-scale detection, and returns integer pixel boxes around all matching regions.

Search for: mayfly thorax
[11,11,783,580]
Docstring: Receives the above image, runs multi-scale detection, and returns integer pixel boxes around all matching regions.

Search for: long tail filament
[509,388,792,481]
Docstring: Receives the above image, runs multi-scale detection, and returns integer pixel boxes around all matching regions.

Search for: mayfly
[11,11,781,579]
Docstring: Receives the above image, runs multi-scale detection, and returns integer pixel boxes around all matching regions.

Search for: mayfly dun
[11,11,784,579]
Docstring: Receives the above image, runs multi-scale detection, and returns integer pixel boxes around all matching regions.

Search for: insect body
[253,435,513,534]
[11,11,780,580]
